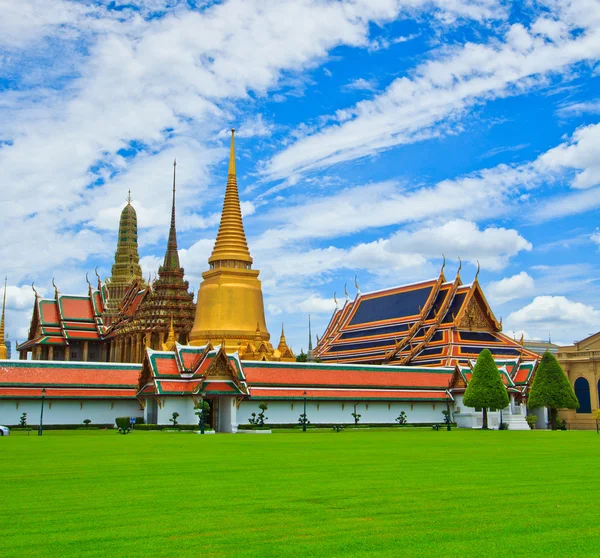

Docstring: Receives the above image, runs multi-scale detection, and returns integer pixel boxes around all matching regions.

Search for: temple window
[575,377,591,413]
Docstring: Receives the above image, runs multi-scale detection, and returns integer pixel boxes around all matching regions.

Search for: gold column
[48,345,54,361]
[83,341,89,362]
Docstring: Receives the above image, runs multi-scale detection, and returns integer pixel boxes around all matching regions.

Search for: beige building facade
[557,332,600,429]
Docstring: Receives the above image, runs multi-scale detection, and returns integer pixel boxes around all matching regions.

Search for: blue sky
[1,0,600,352]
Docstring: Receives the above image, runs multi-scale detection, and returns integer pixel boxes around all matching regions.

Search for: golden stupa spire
[0,277,8,359]
[208,129,253,266]
[162,316,177,351]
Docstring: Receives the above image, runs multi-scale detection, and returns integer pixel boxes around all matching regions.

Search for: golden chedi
[190,130,293,361]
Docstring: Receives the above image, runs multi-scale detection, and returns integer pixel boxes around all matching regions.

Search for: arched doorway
[575,377,591,414]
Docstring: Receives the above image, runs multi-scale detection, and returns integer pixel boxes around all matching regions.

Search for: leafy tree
[296,350,307,362]
[19,413,27,427]
[194,400,210,428]
[463,349,509,429]
[395,411,407,425]
[528,351,579,429]
[170,412,180,427]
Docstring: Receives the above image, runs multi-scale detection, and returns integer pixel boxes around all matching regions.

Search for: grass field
[1,429,599,557]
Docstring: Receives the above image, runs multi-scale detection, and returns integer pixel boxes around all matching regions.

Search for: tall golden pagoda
[190,130,292,361]
[0,277,8,360]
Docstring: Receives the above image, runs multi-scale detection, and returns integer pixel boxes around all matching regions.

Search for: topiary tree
[248,402,268,427]
[83,419,91,428]
[19,413,27,427]
[395,411,407,425]
[463,349,509,430]
[527,351,579,430]
[170,412,180,427]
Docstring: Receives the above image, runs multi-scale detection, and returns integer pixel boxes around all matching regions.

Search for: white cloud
[342,78,378,92]
[536,123,600,190]
[264,2,600,181]
[486,271,535,304]
[556,100,600,117]
[591,230,600,247]
[508,295,600,326]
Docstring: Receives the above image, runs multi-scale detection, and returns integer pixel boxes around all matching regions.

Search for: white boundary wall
[0,399,142,426]
[239,400,447,425]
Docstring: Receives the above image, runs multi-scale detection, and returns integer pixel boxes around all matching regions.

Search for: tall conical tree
[528,351,579,429]
[463,349,509,429]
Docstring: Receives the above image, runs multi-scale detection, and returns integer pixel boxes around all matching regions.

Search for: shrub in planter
[526,415,537,430]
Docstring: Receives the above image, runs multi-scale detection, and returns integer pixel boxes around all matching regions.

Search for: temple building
[316,263,538,367]
[557,333,600,429]
[105,161,196,362]
[189,130,291,361]
[6,131,598,429]
[17,279,108,361]
[17,131,293,364]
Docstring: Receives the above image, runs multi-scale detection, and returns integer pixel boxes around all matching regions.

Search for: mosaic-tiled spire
[110,192,143,284]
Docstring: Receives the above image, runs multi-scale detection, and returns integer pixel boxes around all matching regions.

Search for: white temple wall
[158,397,198,425]
[238,400,447,425]
[0,399,141,426]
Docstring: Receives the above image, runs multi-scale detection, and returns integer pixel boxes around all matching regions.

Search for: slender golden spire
[208,129,252,266]
[0,277,7,359]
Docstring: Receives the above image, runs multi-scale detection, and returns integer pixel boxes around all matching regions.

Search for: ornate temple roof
[138,344,454,402]
[19,282,106,350]
[316,266,538,367]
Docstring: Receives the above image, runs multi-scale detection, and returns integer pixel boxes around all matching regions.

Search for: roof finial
[228,128,236,176]
[334,292,338,309]
[85,272,92,293]
[355,275,361,296]
[344,283,349,301]
[475,260,481,281]
[94,267,102,290]
[31,282,38,298]
[127,189,132,205]
[0,277,7,359]
[52,278,58,296]
[457,256,462,276]
[441,254,446,275]
[307,314,315,362]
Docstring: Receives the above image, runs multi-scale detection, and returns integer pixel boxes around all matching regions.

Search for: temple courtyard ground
[1,429,599,557]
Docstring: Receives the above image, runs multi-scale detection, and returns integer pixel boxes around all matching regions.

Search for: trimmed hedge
[135,424,205,431]
[7,424,114,430]
[114,417,144,430]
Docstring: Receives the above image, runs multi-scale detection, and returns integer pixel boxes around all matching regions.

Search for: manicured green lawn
[1,429,599,557]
